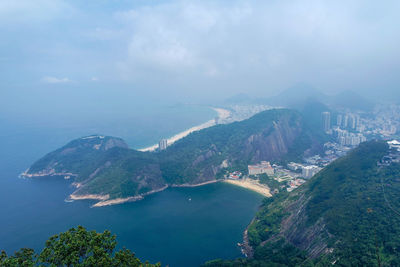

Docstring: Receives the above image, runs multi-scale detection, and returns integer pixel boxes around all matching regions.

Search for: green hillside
[206,141,400,266]
[24,108,325,202]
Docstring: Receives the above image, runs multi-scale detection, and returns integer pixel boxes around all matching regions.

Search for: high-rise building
[354,114,360,128]
[342,115,349,128]
[338,136,346,146]
[302,165,321,179]
[322,112,331,132]
[349,115,357,129]
[336,114,342,126]
[158,139,168,151]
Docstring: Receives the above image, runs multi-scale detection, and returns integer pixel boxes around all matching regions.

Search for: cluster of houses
[228,171,242,179]
[287,179,306,192]
[380,140,400,166]
[226,159,321,192]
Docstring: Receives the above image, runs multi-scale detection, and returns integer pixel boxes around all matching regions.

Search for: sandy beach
[224,179,272,197]
[138,107,230,152]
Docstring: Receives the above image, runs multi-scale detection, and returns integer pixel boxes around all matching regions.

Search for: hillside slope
[206,141,400,266]
[23,109,325,204]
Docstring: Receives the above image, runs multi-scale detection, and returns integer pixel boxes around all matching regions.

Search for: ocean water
[0,104,263,266]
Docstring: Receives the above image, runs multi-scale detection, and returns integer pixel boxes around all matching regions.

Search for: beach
[138,107,230,152]
[224,179,272,197]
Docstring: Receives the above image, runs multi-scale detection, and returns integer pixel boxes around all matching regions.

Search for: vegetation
[205,141,400,266]
[26,109,326,201]
[0,226,159,267]
[258,173,281,192]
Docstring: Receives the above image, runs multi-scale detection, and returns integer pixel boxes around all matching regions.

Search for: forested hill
[206,140,400,266]
[23,108,325,204]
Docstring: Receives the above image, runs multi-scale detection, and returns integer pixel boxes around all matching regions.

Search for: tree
[1,248,36,267]
[1,226,159,267]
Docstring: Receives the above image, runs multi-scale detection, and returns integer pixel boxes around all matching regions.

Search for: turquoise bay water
[0,105,263,266]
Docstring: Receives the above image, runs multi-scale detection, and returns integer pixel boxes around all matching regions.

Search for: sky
[1,0,400,119]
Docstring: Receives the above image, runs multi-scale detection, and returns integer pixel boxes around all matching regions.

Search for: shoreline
[69,193,110,201]
[171,180,219,188]
[224,179,272,197]
[138,107,230,152]
[92,185,169,207]
[69,180,223,208]
[69,178,271,208]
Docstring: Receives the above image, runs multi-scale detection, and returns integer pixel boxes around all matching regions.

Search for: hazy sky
[1,0,400,113]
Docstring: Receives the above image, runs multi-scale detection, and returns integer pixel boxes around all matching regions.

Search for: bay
[0,104,263,266]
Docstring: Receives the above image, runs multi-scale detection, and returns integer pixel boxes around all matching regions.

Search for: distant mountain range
[23,108,327,206]
[206,140,400,266]
[226,85,375,111]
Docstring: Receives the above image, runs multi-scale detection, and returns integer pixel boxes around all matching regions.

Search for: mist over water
[0,104,263,266]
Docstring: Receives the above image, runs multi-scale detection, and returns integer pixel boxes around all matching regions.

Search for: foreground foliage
[0,226,159,267]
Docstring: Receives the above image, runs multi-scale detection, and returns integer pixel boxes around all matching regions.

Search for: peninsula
[22,108,326,207]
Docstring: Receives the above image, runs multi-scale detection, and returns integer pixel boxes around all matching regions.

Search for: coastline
[138,107,230,152]
[69,181,222,208]
[69,193,110,201]
[92,185,169,207]
[68,185,170,208]
[171,180,219,188]
[224,179,272,197]
[70,178,271,208]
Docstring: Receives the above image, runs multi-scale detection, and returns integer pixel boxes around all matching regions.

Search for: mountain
[265,84,328,108]
[331,90,375,111]
[23,109,326,205]
[205,140,400,266]
[262,85,375,112]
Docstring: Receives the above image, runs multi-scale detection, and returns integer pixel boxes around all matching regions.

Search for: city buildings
[287,162,303,171]
[302,165,321,179]
[248,161,274,176]
[337,114,342,126]
[158,139,168,150]
[388,140,400,151]
[322,111,331,132]
[342,114,348,128]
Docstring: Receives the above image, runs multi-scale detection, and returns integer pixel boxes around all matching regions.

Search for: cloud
[109,0,400,96]
[2,0,400,99]
[0,0,74,24]
[41,76,72,84]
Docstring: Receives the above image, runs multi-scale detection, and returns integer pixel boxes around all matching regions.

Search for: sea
[0,103,264,266]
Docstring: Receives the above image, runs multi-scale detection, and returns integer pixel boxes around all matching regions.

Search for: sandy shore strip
[69,193,110,201]
[171,180,219,188]
[224,179,272,197]
[91,185,169,207]
[138,107,231,152]
[70,180,222,207]
[92,196,143,207]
